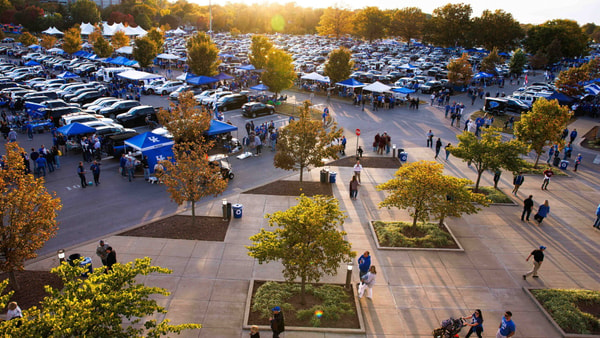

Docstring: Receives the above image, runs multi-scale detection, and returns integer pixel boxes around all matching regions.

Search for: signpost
[355,129,361,157]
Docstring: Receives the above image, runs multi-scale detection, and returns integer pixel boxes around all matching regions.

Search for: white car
[201,91,232,106]
[60,112,116,126]
[86,98,121,113]
[153,81,185,95]
[194,89,217,104]
[143,79,167,95]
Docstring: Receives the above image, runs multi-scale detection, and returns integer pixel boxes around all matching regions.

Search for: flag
[525,74,528,84]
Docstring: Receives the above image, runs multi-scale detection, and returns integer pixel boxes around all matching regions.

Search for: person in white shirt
[6,301,22,321]
[353,160,363,184]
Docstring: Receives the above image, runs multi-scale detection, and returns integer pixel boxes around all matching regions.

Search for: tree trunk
[474,170,484,192]
[299,164,304,182]
[191,201,196,224]
[300,275,306,305]
[8,270,19,290]
[438,214,445,227]
[534,153,541,168]
[412,214,418,227]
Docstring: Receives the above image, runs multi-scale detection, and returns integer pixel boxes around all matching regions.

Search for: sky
[191,0,600,25]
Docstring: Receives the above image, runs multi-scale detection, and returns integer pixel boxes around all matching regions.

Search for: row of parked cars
[484,82,556,115]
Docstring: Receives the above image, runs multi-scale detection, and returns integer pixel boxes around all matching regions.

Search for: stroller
[432,317,465,338]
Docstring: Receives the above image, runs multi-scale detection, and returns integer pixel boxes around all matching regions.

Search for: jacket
[537,205,550,217]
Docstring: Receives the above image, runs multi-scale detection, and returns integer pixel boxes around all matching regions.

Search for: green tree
[514,98,573,167]
[316,5,354,39]
[273,101,343,182]
[18,32,38,47]
[132,36,157,69]
[69,0,101,25]
[135,13,152,30]
[447,53,473,86]
[0,143,62,290]
[509,48,528,76]
[0,258,201,336]
[479,47,501,74]
[472,9,523,51]
[186,32,220,76]
[424,3,472,47]
[261,48,296,97]
[524,20,589,62]
[40,34,57,50]
[555,58,600,97]
[111,30,129,49]
[388,7,426,45]
[146,27,164,53]
[433,175,490,226]
[93,35,114,58]
[0,30,4,41]
[352,7,389,42]
[156,92,211,144]
[62,27,81,54]
[247,194,355,305]
[324,47,353,86]
[249,35,273,70]
[449,128,527,190]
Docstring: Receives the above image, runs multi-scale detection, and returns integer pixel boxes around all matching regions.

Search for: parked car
[169,85,204,100]
[142,79,167,94]
[115,105,158,128]
[215,94,248,111]
[420,81,443,94]
[483,97,529,115]
[69,90,105,105]
[241,102,275,117]
[153,80,185,95]
[99,100,141,118]
[41,99,79,110]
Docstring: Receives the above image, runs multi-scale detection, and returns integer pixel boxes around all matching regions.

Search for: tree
[316,6,354,39]
[324,47,353,86]
[447,53,473,86]
[352,7,389,42]
[377,161,489,226]
[62,27,81,54]
[555,58,600,97]
[69,0,101,25]
[186,32,220,76]
[509,48,527,76]
[472,9,523,51]
[93,35,114,58]
[449,128,527,191]
[111,30,129,49]
[247,194,354,305]
[0,258,202,336]
[135,13,152,30]
[132,36,157,69]
[18,32,37,47]
[40,35,57,50]
[514,98,573,167]
[15,5,44,32]
[160,142,228,222]
[273,101,342,182]
[248,35,273,70]
[146,27,164,53]
[87,26,102,45]
[479,48,501,74]
[424,3,472,47]
[261,48,296,97]
[0,143,62,290]
[389,7,426,45]
[524,20,589,62]
[0,30,4,41]
[156,92,211,144]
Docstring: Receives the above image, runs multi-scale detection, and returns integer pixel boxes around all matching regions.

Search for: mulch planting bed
[327,156,401,168]
[244,180,333,196]
[247,280,360,329]
[119,215,229,241]
[0,270,63,311]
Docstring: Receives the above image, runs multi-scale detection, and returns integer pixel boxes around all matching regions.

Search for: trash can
[227,202,232,220]
[560,160,569,170]
[397,148,405,159]
[222,202,232,220]
[329,171,337,183]
[399,152,408,162]
[232,204,243,219]
[320,169,329,183]
[67,253,93,277]
[552,156,561,167]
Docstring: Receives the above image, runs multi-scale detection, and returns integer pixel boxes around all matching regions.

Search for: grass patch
[250,281,357,328]
[520,161,568,176]
[469,110,520,134]
[277,102,325,121]
[531,289,600,335]
[372,221,457,248]
[467,186,512,203]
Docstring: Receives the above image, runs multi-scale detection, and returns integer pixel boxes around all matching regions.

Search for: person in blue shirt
[593,203,600,229]
[357,251,371,279]
[496,311,516,338]
[462,309,483,338]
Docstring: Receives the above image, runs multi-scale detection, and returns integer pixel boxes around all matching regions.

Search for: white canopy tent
[42,27,63,35]
[301,72,330,83]
[156,53,180,60]
[116,70,164,81]
[80,23,95,35]
[116,46,133,54]
[169,28,186,35]
[362,81,391,93]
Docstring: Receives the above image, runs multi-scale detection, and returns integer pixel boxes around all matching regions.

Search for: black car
[47,106,85,124]
[99,100,141,118]
[115,105,158,128]
[215,94,248,111]
[420,81,443,94]
[70,91,105,105]
[483,97,529,115]
[241,102,275,117]
[103,129,140,157]
[41,99,79,110]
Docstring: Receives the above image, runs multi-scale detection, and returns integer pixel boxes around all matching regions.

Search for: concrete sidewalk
[27,145,600,337]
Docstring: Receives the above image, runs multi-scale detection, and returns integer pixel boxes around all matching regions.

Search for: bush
[520,161,568,176]
[467,186,512,203]
[531,289,600,334]
[372,221,454,248]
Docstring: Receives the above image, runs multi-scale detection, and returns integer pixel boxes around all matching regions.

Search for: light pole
[345,261,353,290]
[57,249,65,264]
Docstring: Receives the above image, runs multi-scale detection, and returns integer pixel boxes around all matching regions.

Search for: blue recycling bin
[399,152,408,162]
[329,171,337,183]
[232,203,243,218]
[559,160,569,170]
[67,254,93,277]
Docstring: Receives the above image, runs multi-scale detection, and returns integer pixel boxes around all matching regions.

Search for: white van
[95,67,133,82]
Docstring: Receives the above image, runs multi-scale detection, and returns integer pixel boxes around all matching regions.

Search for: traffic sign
[355,129,361,136]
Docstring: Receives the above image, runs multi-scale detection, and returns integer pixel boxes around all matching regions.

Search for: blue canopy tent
[206,120,238,136]
[547,92,575,106]
[57,71,79,79]
[391,87,415,94]
[56,123,96,136]
[124,132,175,173]
[336,78,365,88]
[473,72,494,79]
[239,64,255,71]
[214,73,234,81]
[250,83,269,91]
[187,75,218,86]
[24,60,40,66]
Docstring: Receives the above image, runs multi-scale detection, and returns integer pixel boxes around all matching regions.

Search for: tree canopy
[186,32,220,76]
[156,92,211,144]
[509,48,528,76]
[93,35,114,58]
[316,6,354,39]
[69,0,101,25]
[479,47,502,74]
[352,7,389,42]
[111,30,129,49]
[324,47,353,86]
[18,32,37,47]
[425,3,473,47]
[472,9,523,51]
[62,27,82,54]
[555,58,600,97]
[261,48,296,96]
[447,53,473,86]
[249,35,273,70]
[524,19,589,63]
[389,7,426,45]
[132,36,157,69]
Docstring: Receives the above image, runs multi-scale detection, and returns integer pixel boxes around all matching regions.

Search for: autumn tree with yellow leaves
[111,30,130,50]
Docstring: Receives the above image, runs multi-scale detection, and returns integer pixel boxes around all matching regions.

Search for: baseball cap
[540,246,547,250]
[272,306,281,311]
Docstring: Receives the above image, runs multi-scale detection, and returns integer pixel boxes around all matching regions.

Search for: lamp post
[222,198,228,220]
[57,249,65,264]
[345,261,353,290]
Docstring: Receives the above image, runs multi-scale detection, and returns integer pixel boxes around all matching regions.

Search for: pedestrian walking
[426,130,434,148]
[521,195,534,221]
[249,325,260,338]
[462,309,484,338]
[125,156,135,182]
[96,240,109,266]
[358,266,377,299]
[77,161,87,188]
[541,167,553,190]
[349,175,359,200]
[570,129,577,143]
[90,160,101,186]
[141,155,150,181]
[533,200,550,224]
[269,306,285,338]
[593,203,600,229]
[434,138,442,159]
[357,251,371,279]
[353,160,362,184]
[444,143,451,160]
[574,153,582,171]
[493,170,501,188]
[512,172,524,195]
[496,311,516,338]
[105,246,117,272]
[523,246,546,280]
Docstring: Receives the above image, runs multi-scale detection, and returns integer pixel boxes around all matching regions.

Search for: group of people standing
[373,132,391,155]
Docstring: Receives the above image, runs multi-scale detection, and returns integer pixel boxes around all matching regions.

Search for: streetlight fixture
[345,260,353,290]
[57,249,65,264]
[222,199,228,220]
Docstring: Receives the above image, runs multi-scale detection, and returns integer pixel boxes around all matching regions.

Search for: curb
[369,221,465,252]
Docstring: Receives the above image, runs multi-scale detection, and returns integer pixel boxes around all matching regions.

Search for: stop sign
[355,128,361,136]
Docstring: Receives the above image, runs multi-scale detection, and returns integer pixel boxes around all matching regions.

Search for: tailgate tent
[363,81,391,93]
[336,78,365,88]
[56,123,96,136]
[206,120,237,136]
[124,132,175,173]
[187,75,218,86]
[117,70,164,81]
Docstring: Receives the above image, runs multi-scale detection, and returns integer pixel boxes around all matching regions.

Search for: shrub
[372,221,454,248]
[467,186,512,203]
[531,289,600,334]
